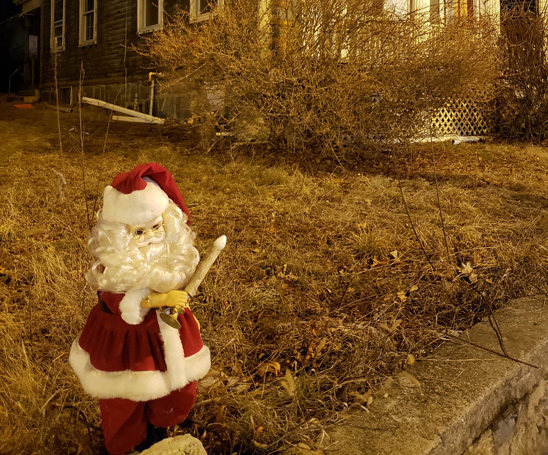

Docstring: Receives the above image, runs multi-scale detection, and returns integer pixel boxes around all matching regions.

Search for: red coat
[69,291,210,402]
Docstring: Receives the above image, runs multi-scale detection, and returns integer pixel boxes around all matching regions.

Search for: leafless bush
[144,0,498,153]
[496,5,548,141]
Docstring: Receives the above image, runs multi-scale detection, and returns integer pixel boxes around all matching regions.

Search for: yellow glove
[141,290,189,309]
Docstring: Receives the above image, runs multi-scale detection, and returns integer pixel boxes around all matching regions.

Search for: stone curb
[327,295,548,455]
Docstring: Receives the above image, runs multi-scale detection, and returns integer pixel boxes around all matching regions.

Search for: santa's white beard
[86,202,200,293]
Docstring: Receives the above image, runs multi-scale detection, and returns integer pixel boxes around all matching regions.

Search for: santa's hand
[141,290,190,309]
[163,290,190,308]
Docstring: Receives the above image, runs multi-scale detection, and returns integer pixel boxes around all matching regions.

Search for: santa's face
[87,201,200,293]
[128,215,166,248]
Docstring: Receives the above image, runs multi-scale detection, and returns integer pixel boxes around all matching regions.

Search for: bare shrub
[144,0,498,153]
[495,5,548,141]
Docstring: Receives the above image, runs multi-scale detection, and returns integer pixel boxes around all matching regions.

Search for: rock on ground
[139,435,207,455]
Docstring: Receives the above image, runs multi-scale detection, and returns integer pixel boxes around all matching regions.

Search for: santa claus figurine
[70,163,211,454]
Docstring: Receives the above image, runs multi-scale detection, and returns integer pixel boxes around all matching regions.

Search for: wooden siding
[42,0,190,89]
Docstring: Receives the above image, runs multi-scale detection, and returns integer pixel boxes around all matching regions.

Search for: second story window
[80,0,97,45]
[51,0,65,52]
[138,0,163,33]
[190,0,222,22]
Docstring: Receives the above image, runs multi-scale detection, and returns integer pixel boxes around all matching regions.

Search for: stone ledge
[327,295,548,455]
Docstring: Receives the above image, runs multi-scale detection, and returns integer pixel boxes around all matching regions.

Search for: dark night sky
[0,0,21,22]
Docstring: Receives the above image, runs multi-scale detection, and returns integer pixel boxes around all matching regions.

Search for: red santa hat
[101,163,191,226]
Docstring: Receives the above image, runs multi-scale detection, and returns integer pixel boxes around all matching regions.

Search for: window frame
[50,0,66,52]
[137,0,164,34]
[79,0,98,46]
[190,0,223,23]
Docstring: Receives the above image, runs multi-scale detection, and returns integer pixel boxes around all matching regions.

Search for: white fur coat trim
[69,336,211,401]
[157,311,190,390]
[119,288,151,325]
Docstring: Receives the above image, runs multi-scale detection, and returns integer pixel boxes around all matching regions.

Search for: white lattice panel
[432,98,493,136]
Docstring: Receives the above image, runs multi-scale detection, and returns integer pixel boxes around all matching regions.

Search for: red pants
[98,382,197,455]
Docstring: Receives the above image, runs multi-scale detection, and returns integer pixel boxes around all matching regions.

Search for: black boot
[133,423,168,452]
[145,423,168,447]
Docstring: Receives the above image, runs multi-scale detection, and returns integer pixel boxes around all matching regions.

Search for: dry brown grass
[2,99,548,454]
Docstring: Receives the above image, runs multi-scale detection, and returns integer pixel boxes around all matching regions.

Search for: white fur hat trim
[102,179,169,226]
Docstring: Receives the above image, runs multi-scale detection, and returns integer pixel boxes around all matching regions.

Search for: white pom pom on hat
[101,163,191,226]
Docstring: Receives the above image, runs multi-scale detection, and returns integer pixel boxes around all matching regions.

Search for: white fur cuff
[119,288,151,325]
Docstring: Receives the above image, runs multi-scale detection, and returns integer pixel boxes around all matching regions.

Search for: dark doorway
[0,4,41,94]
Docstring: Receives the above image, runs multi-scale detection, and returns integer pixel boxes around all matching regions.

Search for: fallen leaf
[199,377,218,389]
[258,360,281,377]
[461,262,474,275]
[406,354,416,366]
[350,389,373,406]
[226,377,239,388]
[399,371,421,387]
[216,405,226,423]
[379,323,392,333]
[371,256,383,267]
[376,377,394,396]
[380,319,402,334]
[232,383,251,394]
[315,338,328,356]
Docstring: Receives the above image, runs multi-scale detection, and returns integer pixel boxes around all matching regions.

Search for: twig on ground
[398,179,436,271]
[443,331,538,369]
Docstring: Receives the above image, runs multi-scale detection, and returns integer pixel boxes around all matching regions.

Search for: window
[80,0,97,45]
[454,0,475,18]
[443,0,475,21]
[385,0,409,16]
[138,0,163,33]
[190,0,223,22]
[51,0,65,52]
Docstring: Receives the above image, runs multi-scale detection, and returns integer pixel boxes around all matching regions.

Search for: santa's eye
[152,224,160,231]
[134,229,144,236]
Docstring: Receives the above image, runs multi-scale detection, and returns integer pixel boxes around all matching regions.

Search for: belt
[97,293,113,314]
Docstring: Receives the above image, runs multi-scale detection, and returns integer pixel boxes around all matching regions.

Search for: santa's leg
[147,381,197,428]
[99,397,147,454]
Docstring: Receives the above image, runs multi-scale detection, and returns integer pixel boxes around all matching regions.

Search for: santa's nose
[144,231,155,240]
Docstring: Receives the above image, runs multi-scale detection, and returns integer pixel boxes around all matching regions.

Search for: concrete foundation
[327,296,548,455]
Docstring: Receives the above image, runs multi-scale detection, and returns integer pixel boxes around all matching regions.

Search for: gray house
[10,0,221,117]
